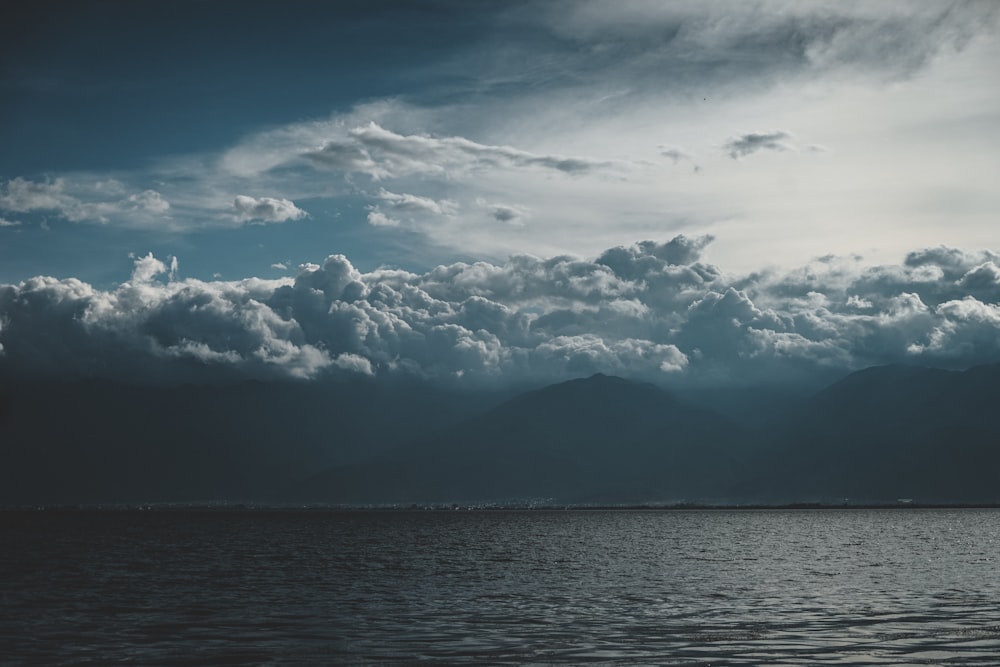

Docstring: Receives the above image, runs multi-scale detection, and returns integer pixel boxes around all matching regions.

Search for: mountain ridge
[2,364,998,505]
[296,372,744,504]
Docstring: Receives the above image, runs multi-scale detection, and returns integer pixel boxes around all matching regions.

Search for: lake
[2,508,998,664]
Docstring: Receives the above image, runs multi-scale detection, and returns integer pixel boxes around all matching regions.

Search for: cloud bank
[2,236,997,387]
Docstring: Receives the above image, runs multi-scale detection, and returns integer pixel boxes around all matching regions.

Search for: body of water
[2,508,998,664]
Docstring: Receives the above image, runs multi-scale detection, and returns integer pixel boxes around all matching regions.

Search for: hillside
[298,373,745,504]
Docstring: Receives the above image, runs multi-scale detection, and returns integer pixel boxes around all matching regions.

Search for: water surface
[2,509,998,664]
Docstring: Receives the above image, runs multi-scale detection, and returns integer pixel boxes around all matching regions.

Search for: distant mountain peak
[579,372,628,385]
[564,372,638,387]
[528,373,664,402]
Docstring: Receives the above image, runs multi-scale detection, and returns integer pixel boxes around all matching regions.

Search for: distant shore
[4,501,1000,512]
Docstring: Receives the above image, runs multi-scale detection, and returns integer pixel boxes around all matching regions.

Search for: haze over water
[3,508,998,665]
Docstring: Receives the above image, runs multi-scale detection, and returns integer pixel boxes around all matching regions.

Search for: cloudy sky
[1,0,998,387]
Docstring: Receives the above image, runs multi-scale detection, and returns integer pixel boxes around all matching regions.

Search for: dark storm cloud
[2,237,998,386]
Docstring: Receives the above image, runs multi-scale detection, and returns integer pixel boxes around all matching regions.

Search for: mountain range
[1,363,998,505]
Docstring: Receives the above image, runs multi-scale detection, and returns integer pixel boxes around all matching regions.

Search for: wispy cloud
[375,189,457,217]
[0,1,996,279]
[304,122,621,180]
[659,146,701,172]
[363,189,459,229]
[541,1,995,87]
[366,208,399,227]
[0,177,172,226]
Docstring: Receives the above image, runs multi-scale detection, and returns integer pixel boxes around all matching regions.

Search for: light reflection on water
[2,509,998,664]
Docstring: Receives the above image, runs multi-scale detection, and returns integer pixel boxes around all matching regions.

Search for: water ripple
[2,508,999,664]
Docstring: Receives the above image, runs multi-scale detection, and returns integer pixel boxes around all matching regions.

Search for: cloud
[0,270,332,381]
[0,177,65,212]
[958,263,1000,290]
[659,146,700,171]
[126,190,171,214]
[543,1,996,87]
[2,236,998,386]
[332,352,374,376]
[130,252,169,284]
[491,205,525,224]
[0,217,21,227]
[723,131,794,159]
[271,263,288,271]
[353,122,611,175]
[366,208,399,227]
[0,1,995,282]
[904,246,999,272]
[596,236,716,282]
[533,335,688,377]
[660,148,692,164]
[300,139,388,179]
[304,122,618,180]
[0,177,172,225]
[233,195,307,224]
[476,198,528,225]
[375,189,457,217]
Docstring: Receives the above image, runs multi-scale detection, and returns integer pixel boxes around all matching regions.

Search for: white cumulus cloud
[233,195,307,224]
[1,237,998,386]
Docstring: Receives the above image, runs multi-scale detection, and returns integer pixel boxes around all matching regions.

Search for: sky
[1,0,999,388]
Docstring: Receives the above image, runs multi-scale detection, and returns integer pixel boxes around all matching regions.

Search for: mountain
[297,373,745,504]
[743,363,1000,503]
[0,377,503,504]
[3,364,998,505]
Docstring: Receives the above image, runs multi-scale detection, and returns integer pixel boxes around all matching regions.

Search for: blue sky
[1,1,999,386]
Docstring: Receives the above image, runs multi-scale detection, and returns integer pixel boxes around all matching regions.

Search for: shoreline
[4,501,1000,512]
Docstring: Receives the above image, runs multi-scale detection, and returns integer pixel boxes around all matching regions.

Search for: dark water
[2,509,998,665]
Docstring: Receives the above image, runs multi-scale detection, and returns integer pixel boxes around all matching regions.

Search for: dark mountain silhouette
[0,377,503,504]
[742,363,1000,503]
[2,363,998,505]
[297,373,745,504]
